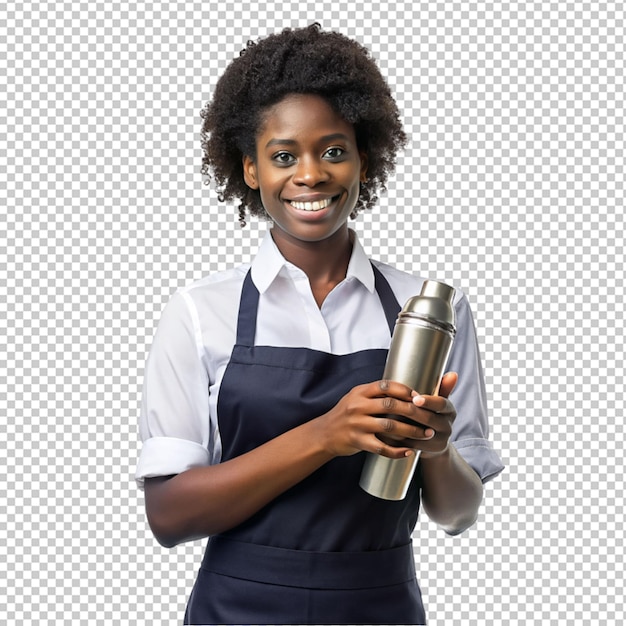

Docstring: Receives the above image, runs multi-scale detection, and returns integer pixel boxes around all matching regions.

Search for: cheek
[256,166,285,193]
[257,176,283,204]
[347,168,363,195]
[257,180,285,216]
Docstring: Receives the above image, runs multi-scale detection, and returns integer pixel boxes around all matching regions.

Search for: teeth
[290,197,333,211]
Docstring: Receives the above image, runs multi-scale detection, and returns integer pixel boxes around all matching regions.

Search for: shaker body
[359,280,456,500]
[383,321,454,397]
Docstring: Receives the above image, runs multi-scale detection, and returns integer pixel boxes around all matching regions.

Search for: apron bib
[185,266,425,625]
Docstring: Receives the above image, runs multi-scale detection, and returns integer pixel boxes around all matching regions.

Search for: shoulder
[174,264,250,316]
[179,263,250,297]
[153,264,250,341]
[370,259,468,309]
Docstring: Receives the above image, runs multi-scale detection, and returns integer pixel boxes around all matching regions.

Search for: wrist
[307,413,339,460]
[420,443,450,462]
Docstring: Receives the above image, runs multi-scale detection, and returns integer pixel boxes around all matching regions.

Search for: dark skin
[144,94,484,548]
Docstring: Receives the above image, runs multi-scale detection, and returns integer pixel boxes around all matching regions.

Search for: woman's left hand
[408,371,458,458]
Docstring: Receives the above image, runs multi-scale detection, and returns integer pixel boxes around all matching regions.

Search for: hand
[411,371,458,458]
[315,379,437,460]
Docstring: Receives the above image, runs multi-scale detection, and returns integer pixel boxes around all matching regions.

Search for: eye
[323,147,345,160]
[272,151,296,165]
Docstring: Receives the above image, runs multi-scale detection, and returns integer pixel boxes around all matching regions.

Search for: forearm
[419,444,483,535]
[144,379,435,548]
[145,418,334,547]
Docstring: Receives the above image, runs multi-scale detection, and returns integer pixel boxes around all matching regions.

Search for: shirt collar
[251,228,376,294]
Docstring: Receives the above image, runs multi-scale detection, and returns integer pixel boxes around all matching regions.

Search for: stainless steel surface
[359,280,457,500]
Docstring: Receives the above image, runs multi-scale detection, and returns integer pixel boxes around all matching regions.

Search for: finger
[372,416,435,442]
[411,394,450,413]
[369,379,415,400]
[376,395,436,425]
[367,436,416,459]
[438,371,458,398]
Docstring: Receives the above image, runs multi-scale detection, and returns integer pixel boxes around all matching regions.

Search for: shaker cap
[401,280,456,332]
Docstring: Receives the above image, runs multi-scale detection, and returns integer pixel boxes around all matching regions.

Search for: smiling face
[243,94,368,248]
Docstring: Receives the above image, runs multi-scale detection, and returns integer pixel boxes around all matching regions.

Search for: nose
[292,156,330,187]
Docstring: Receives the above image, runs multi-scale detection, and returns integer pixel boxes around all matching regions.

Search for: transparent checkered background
[1,1,624,624]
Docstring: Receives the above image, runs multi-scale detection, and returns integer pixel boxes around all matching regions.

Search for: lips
[287,195,339,212]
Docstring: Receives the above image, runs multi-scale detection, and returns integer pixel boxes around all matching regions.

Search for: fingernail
[413,395,425,406]
[425,429,435,438]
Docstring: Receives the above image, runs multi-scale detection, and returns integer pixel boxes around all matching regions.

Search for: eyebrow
[264,133,352,149]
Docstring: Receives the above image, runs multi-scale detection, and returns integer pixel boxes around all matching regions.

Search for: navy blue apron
[184,265,425,625]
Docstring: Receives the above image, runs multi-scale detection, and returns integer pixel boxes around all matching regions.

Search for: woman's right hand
[145,379,434,546]
[314,379,435,459]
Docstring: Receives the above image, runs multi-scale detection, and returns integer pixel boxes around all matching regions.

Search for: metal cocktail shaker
[359,280,457,500]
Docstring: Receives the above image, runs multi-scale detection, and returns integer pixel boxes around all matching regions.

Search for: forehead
[256,94,356,142]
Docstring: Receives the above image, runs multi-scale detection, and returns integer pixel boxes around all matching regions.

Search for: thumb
[438,371,458,398]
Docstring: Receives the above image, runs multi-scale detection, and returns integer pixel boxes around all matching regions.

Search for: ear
[243,155,259,190]
[359,151,369,183]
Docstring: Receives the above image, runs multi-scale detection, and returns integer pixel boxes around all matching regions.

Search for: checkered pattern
[1,1,624,624]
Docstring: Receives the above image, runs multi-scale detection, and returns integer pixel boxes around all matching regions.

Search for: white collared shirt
[135,230,504,488]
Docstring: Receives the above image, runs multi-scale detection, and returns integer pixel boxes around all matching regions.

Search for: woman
[136,24,504,625]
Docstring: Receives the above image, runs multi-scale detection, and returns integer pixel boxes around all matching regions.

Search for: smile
[289,196,338,212]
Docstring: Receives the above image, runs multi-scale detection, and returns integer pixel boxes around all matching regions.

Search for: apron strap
[371,263,401,335]
[235,263,401,346]
[234,270,260,347]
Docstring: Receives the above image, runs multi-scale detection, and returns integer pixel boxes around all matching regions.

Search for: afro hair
[200,24,407,226]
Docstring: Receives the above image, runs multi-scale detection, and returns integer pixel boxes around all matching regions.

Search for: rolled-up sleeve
[135,292,212,489]
[447,291,505,483]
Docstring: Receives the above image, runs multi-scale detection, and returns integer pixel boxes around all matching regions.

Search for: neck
[270,226,353,286]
